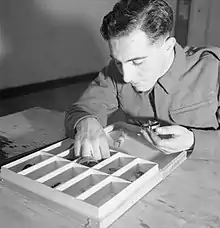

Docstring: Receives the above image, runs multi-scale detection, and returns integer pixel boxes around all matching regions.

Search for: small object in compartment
[120,163,151,182]
[128,170,144,182]
[114,130,127,147]
[51,182,61,188]
[76,156,98,167]
[108,167,118,174]
[100,157,134,175]
[135,170,144,179]
[80,188,86,193]
[22,164,33,170]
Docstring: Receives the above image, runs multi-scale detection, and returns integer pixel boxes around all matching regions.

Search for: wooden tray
[1,122,187,228]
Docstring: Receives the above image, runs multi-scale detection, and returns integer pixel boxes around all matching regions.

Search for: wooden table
[0,108,220,228]
[0,107,65,166]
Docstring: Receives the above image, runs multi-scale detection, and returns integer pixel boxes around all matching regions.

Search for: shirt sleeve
[65,61,119,138]
[189,63,220,159]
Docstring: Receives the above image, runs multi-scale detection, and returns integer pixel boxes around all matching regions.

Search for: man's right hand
[74,117,110,161]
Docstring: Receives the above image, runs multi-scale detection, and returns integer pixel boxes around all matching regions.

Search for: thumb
[155,126,180,135]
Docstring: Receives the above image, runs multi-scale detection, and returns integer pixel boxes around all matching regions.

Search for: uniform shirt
[65,43,220,159]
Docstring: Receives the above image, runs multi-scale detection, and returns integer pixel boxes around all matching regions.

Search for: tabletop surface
[0,107,65,165]
[0,108,219,228]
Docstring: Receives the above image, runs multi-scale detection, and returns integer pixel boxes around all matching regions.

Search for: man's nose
[122,64,132,83]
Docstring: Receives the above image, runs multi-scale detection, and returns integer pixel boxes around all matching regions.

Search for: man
[65,0,220,161]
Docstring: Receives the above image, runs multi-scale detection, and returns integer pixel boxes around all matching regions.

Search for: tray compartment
[63,173,107,197]
[99,156,135,175]
[84,180,129,207]
[24,158,70,180]
[42,165,88,188]
[6,152,53,173]
[118,161,156,182]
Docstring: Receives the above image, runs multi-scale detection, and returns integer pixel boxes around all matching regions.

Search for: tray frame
[1,122,187,228]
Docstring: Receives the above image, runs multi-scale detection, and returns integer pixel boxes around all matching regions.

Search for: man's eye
[115,61,122,66]
[132,60,144,66]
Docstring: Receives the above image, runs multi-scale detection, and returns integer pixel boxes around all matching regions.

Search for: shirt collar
[158,42,186,94]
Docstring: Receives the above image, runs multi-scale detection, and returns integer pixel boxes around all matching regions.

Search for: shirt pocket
[169,98,219,129]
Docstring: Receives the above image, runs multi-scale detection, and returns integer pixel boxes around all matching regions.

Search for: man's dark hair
[100,0,173,43]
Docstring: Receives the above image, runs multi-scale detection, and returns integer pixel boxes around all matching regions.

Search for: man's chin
[133,86,152,93]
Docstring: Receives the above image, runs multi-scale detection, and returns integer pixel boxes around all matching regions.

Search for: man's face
[108,29,173,92]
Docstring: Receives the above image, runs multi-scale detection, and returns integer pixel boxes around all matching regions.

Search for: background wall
[188,0,220,46]
[0,0,118,90]
[0,0,177,90]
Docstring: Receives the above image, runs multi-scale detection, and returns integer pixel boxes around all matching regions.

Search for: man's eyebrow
[109,54,147,63]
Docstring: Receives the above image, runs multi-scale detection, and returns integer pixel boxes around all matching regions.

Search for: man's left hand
[142,125,194,154]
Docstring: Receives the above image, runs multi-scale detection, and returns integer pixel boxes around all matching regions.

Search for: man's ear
[164,37,176,52]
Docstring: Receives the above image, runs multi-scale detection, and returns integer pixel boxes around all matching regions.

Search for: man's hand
[141,125,194,154]
[74,117,110,160]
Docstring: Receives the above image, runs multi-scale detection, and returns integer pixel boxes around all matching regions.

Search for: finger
[140,129,154,144]
[159,135,185,151]
[147,129,163,145]
[155,126,180,135]
[141,129,179,153]
[81,140,92,157]
[99,138,110,159]
[148,130,181,151]
[91,140,102,161]
[74,139,81,158]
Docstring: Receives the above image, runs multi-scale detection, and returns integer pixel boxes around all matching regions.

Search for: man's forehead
[109,30,154,61]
